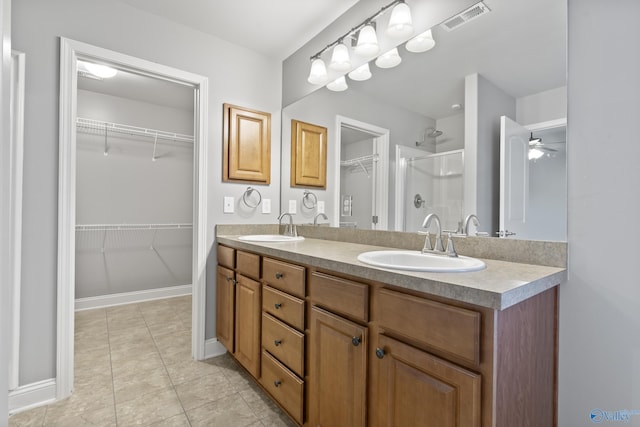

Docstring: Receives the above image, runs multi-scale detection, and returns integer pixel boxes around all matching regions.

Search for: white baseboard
[75,284,192,311]
[8,379,57,415]
[204,338,227,359]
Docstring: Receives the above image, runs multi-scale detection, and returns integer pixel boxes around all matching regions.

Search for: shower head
[415,127,443,146]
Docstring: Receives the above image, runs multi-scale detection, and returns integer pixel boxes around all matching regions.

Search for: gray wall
[341,137,374,229]
[435,113,464,152]
[517,86,567,126]
[559,0,640,424]
[13,0,282,386]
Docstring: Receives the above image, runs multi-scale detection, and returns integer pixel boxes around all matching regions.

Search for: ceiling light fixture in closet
[79,60,118,79]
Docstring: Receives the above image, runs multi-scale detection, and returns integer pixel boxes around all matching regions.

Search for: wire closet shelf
[75,223,193,232]
[340,154,378,177]
[76,117,194,144]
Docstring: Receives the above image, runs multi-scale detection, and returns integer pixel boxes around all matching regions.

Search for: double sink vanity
[216,224,566,426]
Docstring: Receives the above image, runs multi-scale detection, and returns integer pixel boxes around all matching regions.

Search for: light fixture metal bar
[310,0,403,60]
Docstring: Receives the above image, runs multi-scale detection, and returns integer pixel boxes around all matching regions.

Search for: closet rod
[75,223,192,232]
[76,117,194,144]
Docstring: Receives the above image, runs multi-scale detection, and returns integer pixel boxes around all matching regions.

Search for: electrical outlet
[288,200,297,214]
[262,198,271,214]
[317,201,325,214]
[223,196,234,213]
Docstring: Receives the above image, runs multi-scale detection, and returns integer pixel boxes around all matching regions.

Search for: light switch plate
[317,201,325,214]
[262,198,271,214]
[288,200,297,214]
[223,196,234,213]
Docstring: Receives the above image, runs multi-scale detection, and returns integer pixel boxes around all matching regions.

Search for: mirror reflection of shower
[396,145,464,232]
[416,127,443,147]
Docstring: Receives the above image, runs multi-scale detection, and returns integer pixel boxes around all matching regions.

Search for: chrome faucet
[421,213,444,253]
[313,212,329,226]
[463,214,480,236]
[278,213,296,236]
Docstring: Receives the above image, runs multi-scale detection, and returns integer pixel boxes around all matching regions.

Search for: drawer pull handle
[275,272,284,279]
[274,339,282,346]
[274,380,282,387]
[351,336,362,346]
[274,303,282,309]
[226,277,236,285]
[375,348,386,359]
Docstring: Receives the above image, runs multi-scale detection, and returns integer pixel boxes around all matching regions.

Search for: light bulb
[326,76,348,92]
[329,43,351,72]
[307,58,328,85]
[375,48,402,69]
[348,63,372,81]
[406,29,436,53]
[386,2,414,39]
[84,62,118,78]
[529,148,544,160]
[354,25,380,57]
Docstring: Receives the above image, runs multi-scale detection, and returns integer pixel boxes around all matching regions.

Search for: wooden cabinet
[215,265,235,352]
[234,273,261,378]
[308,306,367,427]
[290,119,327,188]
[223,103,271,184]
[372,334,481,427]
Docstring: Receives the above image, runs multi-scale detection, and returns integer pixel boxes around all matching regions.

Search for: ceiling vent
[441,1,491,32]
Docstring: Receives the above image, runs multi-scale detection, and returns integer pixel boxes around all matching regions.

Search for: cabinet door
[216,266,235,353]
[234,274,262,378]
[373,335,481,427]
[309,306,367,427]
[291,119,327,188]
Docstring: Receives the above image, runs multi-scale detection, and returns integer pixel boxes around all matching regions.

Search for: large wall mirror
[280,0,567,241]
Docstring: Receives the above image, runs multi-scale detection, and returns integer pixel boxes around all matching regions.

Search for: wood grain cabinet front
[261,350,304,425]
[234,274,261,378]
[215,265,235,353]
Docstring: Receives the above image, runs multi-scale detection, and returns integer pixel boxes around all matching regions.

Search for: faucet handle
[445,233,458,257]
[419,231,432,252]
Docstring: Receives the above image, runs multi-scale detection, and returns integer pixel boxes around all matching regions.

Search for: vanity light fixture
[406,28,436,53]
[386,1,414,39]
[307,58,329,85]
[375,47,402,69]
[326,75,349,92]
[329,42,351,72]
[354,24,380,57]
[83,61,118,79]
[348,63,372,81]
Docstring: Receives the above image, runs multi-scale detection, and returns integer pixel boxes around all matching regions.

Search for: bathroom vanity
[215,225,566,427]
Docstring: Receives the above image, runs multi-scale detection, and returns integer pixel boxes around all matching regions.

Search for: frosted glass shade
[327,75,348,92]
[84,62,118,78]
[529,148,544,160]
[375,48,402,69]
[406,29,436,53]
[307,58,328,85]
[354,25,380,57]
[348,63,372,81]
[386,2,414,39]
[329,43,351,72]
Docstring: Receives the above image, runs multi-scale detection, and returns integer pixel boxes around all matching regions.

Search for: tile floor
[9,295,296,427]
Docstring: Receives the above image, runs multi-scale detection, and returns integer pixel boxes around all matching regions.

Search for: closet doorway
[58,38,209,400]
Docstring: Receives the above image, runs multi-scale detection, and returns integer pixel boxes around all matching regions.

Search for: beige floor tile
[8,405,46,427]
[145,412,191,427]
[111,350,165,379]
[259,411,298,427]
[106,304,141,316]
[185,393,260,427]
[75,332,110,355]
[116,386,184,426]
[108,325,153,348]
[107,310,146,332]
[44,389,115,426]
[164,358,223,385]
[174,370,234,411]
[147,317,188,338]
[109,339,158,362]
[113,366,173,404]
[75,308,107,329]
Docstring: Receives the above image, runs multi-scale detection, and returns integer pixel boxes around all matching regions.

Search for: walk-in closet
[74,62,195,307]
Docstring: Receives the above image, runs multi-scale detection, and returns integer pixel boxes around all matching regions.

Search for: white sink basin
[238,234,305,242]
[357,250,486,273]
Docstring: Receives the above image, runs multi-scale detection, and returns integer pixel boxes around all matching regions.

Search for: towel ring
[302,190,317,209]
[242,187,262,209]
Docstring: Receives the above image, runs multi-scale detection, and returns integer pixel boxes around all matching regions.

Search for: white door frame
[58,38,209,400]
[334,115,389,230]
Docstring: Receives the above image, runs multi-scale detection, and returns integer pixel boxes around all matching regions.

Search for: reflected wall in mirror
[281,0,567,241]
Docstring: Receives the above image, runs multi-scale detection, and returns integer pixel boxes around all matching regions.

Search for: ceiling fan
[529,132,557,153]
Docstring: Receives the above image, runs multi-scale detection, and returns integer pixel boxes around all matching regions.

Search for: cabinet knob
[274,380,282,387]
[274,303,282,309]
[351,336,362,346]
[275,272,284,279]
[375,348,385,359]
[274,339,282,346]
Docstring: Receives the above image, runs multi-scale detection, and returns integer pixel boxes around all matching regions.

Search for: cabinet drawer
[378,288,481,366]
[262,313,304,377]
[236,250,260,280]
[262,258,305,298]
[263,285,305,331]
[309,272,368,323]
[217,245,235,269]
[261,350,304,425]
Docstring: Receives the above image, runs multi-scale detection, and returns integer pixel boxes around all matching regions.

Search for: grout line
[105,307,119,426]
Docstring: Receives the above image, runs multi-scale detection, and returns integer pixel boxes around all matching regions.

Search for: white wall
[12,0,281,387]
[559,1,640,425]
[1,0,12,423]
[435,112,464,152]
[517,86,567,126]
